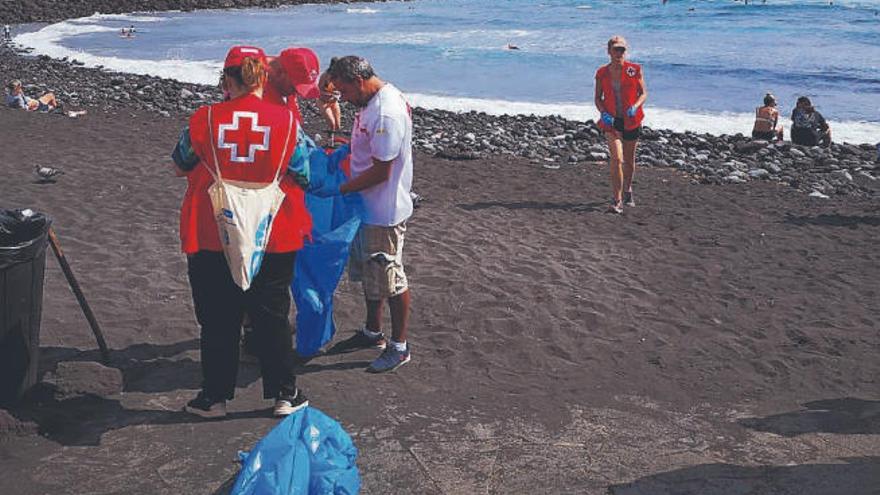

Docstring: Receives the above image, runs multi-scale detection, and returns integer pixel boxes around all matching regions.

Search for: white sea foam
[15,16,880,145]
[15,18,221,85]
[408,93,880,145]
[345,7,378,14]
[67,12,167,23]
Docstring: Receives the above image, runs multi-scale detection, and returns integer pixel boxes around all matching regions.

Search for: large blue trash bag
[293,144,364,357]
[230,407,360,495]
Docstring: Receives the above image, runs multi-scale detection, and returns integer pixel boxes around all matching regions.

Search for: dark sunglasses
[612,46,626,54]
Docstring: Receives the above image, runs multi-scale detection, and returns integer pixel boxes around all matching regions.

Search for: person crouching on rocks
[791,96,832,147]
[171,45,313,419]
[752,93,784,141]
[594,35,648,214]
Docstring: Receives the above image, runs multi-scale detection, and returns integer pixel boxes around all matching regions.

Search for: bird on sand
[35,165,64,181]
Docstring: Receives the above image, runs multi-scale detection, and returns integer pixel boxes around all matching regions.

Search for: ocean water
[15,0,880,143]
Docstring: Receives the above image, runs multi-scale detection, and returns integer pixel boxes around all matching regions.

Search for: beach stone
[832,170,853,181]
[44,361,124,399]
[589,151,608,161]
[809,191,830,199]
[790,148,806,158]
[735,141,765,154]
[180,88,194,98]
[748,168,770,179]
[0,409,37,438]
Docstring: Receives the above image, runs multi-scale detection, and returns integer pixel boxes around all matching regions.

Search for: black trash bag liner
[0,209,52,270]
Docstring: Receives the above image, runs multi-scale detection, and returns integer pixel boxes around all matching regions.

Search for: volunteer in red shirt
[594,35,648,213]
[265,47,321,123]
[171,45,312,419]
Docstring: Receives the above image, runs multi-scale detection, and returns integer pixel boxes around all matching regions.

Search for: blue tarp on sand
[292,143,363,357]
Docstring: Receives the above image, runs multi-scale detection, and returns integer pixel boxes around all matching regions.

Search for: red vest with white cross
[180,93,312,254]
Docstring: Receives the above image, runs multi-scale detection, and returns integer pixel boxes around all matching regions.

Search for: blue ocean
[16,0,880,143]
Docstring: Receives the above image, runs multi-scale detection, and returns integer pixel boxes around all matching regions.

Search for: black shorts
[613,117,641,141]
[751,130,777,141]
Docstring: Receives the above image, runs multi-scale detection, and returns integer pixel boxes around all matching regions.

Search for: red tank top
[179,93,312,254]
[595,61,645,131]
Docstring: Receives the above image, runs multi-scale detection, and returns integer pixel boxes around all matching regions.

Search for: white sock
[390,339,407,352]
[362,328,382,339]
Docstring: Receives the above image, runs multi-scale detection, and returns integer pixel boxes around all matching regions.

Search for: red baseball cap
[277,47,320,99]
[224,45,267,69]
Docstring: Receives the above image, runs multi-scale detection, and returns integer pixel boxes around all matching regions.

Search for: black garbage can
[0,208,52,407]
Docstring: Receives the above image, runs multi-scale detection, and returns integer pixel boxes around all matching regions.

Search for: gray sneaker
[367,345,411,373]
[623,191,636,207]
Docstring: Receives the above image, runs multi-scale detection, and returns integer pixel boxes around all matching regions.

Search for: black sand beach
[1,2,879,494]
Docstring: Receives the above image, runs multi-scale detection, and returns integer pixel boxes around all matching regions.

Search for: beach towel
[206,107,294,291]
[230,406,360,495]
[292,143,364,357]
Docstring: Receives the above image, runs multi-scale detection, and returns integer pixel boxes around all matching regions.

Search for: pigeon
[35,165,64,181]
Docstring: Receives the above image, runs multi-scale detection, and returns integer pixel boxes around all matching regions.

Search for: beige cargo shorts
[349,222,408,300]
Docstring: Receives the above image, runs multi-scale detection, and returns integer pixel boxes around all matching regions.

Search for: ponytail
[223,56,266,92]
[240,57,266,90]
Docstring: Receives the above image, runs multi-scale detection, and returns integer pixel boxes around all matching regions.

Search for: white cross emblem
[217,111,270,163]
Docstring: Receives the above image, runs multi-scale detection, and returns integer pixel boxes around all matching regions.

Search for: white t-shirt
[349,83,413,226]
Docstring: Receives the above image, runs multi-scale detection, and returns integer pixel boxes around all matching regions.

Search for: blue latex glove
[600,112,614,126]
[626,105,639,118]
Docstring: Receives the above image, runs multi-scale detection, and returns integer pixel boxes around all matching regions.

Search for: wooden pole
[47,228,111,364]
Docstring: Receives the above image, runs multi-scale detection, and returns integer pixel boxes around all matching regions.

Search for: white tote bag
[205,106,294,291]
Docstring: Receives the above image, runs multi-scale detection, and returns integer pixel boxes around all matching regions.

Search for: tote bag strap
[271,110,295,185]
[205,105,224,184]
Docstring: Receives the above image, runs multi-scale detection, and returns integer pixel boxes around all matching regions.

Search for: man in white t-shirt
[324,56,414,373]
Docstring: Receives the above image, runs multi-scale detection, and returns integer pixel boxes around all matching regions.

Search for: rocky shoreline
[0,0,352,24]
[2,2,878,198]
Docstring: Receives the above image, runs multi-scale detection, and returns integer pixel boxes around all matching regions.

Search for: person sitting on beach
[594,35,648,213]
[751,93,783,141]
[5,80,59,112]
[171,45,313,419]
[790,96,832,147]
[265,47,321,124]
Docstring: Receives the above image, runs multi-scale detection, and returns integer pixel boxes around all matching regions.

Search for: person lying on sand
[6,79,59,112]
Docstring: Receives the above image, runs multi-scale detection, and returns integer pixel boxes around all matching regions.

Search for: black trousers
[187,250,298,400]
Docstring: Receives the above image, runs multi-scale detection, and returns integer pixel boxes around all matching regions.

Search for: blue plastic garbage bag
[230,407,360,495]
[293,144,364,357]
